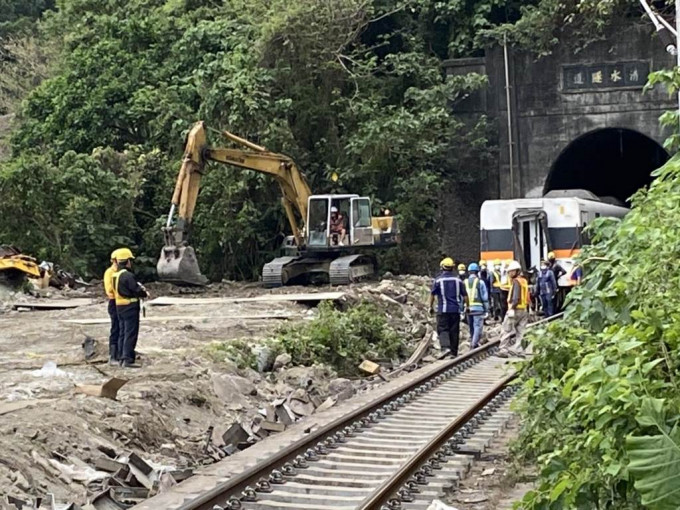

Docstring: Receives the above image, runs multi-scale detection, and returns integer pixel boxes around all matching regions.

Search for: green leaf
[549,478,570,502]
[626,398,680,509]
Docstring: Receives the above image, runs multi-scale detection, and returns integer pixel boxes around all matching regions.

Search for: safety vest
[507,276,530,310]
[103,264,117,300]
[113,269,139,306]
[499,270,511,292]
[491,270,501,288]
[464,277,482,307]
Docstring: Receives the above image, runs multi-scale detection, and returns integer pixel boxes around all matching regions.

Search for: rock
[382,271,394,279]
[289,399,315,417]
[160,443,176,456]
[314,397,336,413]
[328,378,354,401]
[211,374,255,406]
[291,388,309,402]
[256,346,276,373]
[273,353,292,370]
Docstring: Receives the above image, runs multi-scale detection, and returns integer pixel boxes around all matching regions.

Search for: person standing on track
[498,260,530,358]
[429,258,469,357]
[547,251,566,311]
[489,259,503,321]
[464,263,489,349]
[103,249,121,365]
[537,260,557,317]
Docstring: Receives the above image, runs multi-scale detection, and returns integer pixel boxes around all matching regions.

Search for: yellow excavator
[157,121,399,287]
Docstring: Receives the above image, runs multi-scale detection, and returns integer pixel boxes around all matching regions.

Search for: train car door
[512,210,550,271]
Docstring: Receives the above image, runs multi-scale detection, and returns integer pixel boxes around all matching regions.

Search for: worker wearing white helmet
[329,206,347,246]
[497,260,530,358]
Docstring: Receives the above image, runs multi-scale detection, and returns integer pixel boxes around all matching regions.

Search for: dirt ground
[0,275,499,506]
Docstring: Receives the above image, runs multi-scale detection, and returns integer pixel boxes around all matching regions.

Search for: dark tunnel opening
[544,128,669,205]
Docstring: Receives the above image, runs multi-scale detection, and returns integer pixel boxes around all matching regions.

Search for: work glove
[507,309,516,319]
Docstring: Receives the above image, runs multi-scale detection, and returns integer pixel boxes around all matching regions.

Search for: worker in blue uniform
[429,258,469,357]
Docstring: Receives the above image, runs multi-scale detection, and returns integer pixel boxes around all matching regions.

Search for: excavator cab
[306,195,383,249]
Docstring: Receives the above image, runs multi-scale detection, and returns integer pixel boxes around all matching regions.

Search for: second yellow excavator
[157,121,399,287]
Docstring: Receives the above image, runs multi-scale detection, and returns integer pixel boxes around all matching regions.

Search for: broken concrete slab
[288,399,315,417]
[75,378,128,400]
[222,423,249,448]
[11,298,94,311]
[146,292,345,307]
[62,313,298,325]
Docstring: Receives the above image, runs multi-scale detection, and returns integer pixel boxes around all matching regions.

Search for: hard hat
[440,257,454,269]
[493,259,501,266]
[116,248,135,261]
[110,248,120,261]
[507,260,522,271]
[479,260,486,267]
[547,251,556,260]
[457,263,466,271]
[331,206,338,213]
[468,263,480,272]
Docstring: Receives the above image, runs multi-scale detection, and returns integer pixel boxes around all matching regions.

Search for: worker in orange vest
[498,260,530,358]
[103,249,121,365]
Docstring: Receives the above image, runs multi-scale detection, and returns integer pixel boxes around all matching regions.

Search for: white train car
[479,190,628,287]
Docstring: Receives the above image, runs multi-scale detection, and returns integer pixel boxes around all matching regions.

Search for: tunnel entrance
[544,128,669,205]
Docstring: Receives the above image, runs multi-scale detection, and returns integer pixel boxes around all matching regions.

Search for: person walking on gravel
[498,260,530,358]
[429,257,469,357]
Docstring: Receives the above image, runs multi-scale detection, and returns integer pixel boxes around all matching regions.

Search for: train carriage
[480,190,628,288]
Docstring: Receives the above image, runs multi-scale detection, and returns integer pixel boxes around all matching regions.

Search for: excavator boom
[157,121,312,285]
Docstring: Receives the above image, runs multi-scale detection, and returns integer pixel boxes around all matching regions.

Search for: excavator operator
[330,207,347,246]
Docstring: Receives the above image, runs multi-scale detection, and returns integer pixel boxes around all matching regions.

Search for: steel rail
[177,340,500,510]
[358,372,519,510]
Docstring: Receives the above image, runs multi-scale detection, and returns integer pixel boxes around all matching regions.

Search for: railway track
[176,341,519,510]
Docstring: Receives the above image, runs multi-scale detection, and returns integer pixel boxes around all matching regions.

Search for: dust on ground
[0,274,500,506]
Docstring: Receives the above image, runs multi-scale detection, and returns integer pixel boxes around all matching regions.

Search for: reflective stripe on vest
[113,269,139,306]
[507,276,530,310]
[464,278,482,307]
[492,271,502,288]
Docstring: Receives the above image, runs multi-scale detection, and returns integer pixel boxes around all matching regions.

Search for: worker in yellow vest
[489,259,504,321]
[464,263,489,349]
[498,260,530,358]
[104,249,121,365]
[112,248,150,368]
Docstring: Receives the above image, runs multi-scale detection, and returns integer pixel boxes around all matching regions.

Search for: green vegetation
[205,338,260,370]
[278,301,403,376]
[0,0,630,279]
[204,302,401,376]
[514,153,680,509]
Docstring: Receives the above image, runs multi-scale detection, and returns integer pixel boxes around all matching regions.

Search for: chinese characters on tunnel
[563,61,649,91]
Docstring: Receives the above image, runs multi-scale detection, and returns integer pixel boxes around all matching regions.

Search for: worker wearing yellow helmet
[112,248,150,369]
[488,258,504,321]
[429,257,469,357]
[103,249,122,365]
[457,263,467,279]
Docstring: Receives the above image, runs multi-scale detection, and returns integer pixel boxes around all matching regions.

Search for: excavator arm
[158,121,312,285]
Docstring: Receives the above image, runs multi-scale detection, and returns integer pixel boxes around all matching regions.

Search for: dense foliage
[514,153,680,508]
[278,301,403,376]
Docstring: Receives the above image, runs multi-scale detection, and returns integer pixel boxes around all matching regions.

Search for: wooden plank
[146,292,345,307]
[11,298,94,310]
[61,313,299,325]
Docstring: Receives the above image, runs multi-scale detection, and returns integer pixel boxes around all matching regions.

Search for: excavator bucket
[156,245,208,286]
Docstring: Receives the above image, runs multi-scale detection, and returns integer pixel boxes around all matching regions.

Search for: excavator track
[329,254,376,286]
[262,256,301,288]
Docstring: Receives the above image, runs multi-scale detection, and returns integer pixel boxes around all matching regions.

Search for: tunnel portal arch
[543,128,669,205]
